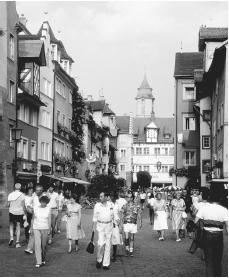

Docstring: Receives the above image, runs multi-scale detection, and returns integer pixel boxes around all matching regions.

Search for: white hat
[15,183,21,190]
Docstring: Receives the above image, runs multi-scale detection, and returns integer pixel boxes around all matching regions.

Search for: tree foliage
[71,88,86,162]
[136,171,151,189]
[87,174,125,198]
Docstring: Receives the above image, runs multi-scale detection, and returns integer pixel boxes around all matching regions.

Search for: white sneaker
[176,238,181,242]
[15,242,21,248]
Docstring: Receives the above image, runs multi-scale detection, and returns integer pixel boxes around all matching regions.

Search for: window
[169,147,174,155]
[120,164,125,171]
[162,147,168,155]
[41,110,51,128]
[9,34,15,60]
[154,148,160,155]
[138,165,142,172]
[143,148,149,155]
[136,147,142,155]
[31,110,37,126]
[202,136,210,149]
[57,110,60,123]
[64,61,68,72]
[184,151,196,166]
[203,110,211,121]
[164,133,171,139]
[220,104,224,127]
[24,106,29,123]
[120,149,126,158]
[8,80,15,103]
[51,45,55,60]
[22,138,29,159]
[143,165,149,172]
[62,114,66,126]
[202,160,211,173]
[68,118,71,129]
[41,142,50,161]
[69,91,72,104]
[183,115,196,131]
[162,165,168,173]
[31,141,36,161]
[183,84,195,100]
[33,63,40,96]
[62,84,66,98]
[146,128,158,142]
[9,127,13,147]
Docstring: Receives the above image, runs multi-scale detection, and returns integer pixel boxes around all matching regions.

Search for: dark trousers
[25,213,33,241]
[203,230,223,277]
[149,208,154,224]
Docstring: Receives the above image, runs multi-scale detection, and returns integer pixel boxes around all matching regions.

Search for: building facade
[37,22,55,179]
[0,1,19,227]
[174,52,203,188]
[16,34,46,186]
[195,27,228,187]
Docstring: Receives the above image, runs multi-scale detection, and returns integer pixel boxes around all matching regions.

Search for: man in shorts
[8,183,26,248]
[122,193,141,257]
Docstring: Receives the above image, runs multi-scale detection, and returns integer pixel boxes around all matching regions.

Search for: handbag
[182,211,187,219]
[86,231,95,254]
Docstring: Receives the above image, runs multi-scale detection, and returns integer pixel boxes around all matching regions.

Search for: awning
[61,177,90,185]
[209,179,228,183]
[19,39,46,66]
[42,174,68,183]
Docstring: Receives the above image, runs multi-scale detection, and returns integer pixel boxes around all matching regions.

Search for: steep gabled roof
[116,116,130,133]
[37,21,74,63]
[85,100,115,115]
[85,100,106,112]
[199,27,228,51]
[174,52,204,77]
[133,117,174,143]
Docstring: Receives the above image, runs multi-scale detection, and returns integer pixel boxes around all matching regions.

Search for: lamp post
[156,161,162,172]
[11,127,22,184]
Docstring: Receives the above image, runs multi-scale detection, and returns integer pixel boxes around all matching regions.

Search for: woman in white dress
[66,193,85,253]
[153,192,168,241]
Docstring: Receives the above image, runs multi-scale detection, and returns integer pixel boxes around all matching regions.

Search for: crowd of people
[7,182,228,276]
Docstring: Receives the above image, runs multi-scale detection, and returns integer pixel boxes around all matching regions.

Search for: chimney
[19,14,27,26]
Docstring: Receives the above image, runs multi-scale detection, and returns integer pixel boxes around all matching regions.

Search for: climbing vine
[71,88,86,162]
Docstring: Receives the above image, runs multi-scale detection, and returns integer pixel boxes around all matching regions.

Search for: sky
[16,1,228,117]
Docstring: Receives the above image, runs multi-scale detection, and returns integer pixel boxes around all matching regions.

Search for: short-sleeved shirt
[116,198,127,211]
[93,201,117,223]
[196,203,228,231]
[33,206,51,230]
[148,198,155,207]
[140,193,146,200]
[47,191,59,208]
[123,201,141,224]
[8,191,25,215]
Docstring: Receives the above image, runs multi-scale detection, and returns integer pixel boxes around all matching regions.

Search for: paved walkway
[0,209,228,277]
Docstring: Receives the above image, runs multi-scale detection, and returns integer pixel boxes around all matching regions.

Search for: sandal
[15,242,21,248]
[35,264,41,268]
[8,239,14,246]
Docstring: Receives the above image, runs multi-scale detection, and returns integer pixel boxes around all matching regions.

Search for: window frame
[9,33,15,60]
[202,135,211,149]
[30,140,36,161]
[183,114,196,131]
[8,80,15,103]
[184,151,196,166]
[182,84,196,101]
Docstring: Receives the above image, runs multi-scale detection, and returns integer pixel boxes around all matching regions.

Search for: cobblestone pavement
[0,209,228,277]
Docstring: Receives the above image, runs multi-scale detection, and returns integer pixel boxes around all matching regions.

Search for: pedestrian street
[0,209,228,277]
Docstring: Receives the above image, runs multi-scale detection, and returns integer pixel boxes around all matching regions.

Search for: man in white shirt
[24,185,44,254]
[195,187,228,277]
[8,183,26,248]
[92,191,118,270]
[47,184,59,244]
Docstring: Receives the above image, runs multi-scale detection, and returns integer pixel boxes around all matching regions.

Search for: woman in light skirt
[66,193,85,253]
[153,192,168,241]
[170,192,186,242]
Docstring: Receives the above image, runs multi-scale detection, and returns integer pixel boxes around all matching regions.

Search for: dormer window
[164,133,171,139]
[64,60,68,72]
[146,128,158,143]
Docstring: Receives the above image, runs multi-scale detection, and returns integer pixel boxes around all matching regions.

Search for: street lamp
[156,161,162,172]
[11,128,22,142]
[11,128,22,185]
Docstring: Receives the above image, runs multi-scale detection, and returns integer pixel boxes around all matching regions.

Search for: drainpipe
[51,70,55,175]
[175,79,178,187]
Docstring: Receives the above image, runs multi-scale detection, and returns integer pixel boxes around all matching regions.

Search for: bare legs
[68,239,79,253]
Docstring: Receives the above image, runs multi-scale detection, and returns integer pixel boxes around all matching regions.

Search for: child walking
[66,193,85,253]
